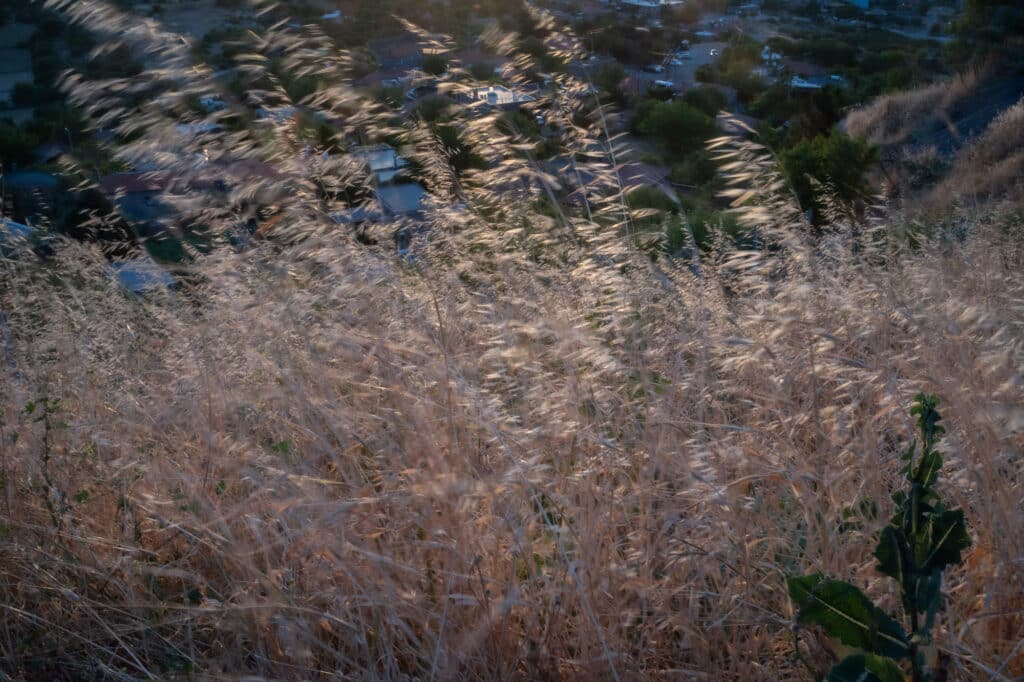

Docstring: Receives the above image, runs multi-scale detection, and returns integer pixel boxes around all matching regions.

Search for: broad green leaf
[912,450,943,489]
[921,509,971,573]
[828,653,906,682]
[874,526,906,586]
[788,574,910,660]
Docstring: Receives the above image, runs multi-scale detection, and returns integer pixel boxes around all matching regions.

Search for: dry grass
[928,96,1024,209]
[0,2,1022,679]
[844,72,981,147]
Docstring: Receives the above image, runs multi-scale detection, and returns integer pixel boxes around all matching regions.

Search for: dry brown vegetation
[929,96,1024,209]
[0,1,1022,679]
[844,71,981,148]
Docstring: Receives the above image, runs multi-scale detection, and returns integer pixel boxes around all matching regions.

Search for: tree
[422,53,448,76]
[646,83,674,102]
[632,99,715,156]
[682,85,727,117]
[414,95,453,123]
[0,122,40,167]
[595,61,627,104]
[470,62,496,81]
[670,150,717,187]
[780,131,877,217]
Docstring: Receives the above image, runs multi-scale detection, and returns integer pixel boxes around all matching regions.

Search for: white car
[709,48,720,57]
[670,58,683,66]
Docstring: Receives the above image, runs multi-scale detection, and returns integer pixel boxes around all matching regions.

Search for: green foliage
[469,62,496,81]
[670,150,717,187]
[682,86,727,118]
[780,131,877,217]
[11,82,60,108]
[789,394,971,682]
[829,654,906,682]
[631,100,715,157]
[788,575,910,660]
[646,83,674,102]
[422,53,448,76]
[414,95,454,123]
[595,61,626,101]
[0,122,39,167]
[434,125,482,173]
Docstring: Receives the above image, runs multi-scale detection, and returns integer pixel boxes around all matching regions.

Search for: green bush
[0,122,39,167]
[669,150,717,187]
[631,99,715,157]
[422,53,448,76]
[780,131,877,216]
[682,86,727,118]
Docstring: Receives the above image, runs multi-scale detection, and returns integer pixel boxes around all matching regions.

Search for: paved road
[623,42,726,96]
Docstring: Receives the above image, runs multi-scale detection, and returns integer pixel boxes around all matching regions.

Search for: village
[0,0,998,286]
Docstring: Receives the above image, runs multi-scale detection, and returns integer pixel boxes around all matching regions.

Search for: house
[464,85,535,113]
[98,172,172,232]
[378,183,427,216]
[332,145,429,226]
[790,76,823,90]
[352,145,412,185]
[761,45,782,65]
[0,217,32,248]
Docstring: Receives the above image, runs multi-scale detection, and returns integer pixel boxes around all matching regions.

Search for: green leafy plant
[788,394,972,682]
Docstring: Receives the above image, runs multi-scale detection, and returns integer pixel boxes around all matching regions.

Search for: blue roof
[378,183,427,215]
[112,257,175,293]
[0,218,33,245]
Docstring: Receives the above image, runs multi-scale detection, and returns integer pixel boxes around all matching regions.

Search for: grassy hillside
[0,2,1022,679]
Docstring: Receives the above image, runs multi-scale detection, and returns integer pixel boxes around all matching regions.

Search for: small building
[0,217,32,248]
[464,85,535,113]
[98,172,171,232]
[790,76,823,90]
[352,145,412,185]
[378,183,427,216]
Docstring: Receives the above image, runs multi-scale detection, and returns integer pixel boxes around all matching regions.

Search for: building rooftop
[466,85,535,110]
[0,217,33,245]
[378,183,427,216]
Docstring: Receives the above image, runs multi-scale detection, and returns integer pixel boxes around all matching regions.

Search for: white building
[465,85,535,112]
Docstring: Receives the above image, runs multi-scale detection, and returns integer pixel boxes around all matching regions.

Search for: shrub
[682,85,727,118]
[632,99,715,156]
[789,394,971,682]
